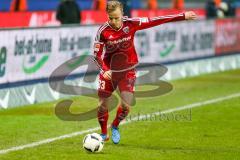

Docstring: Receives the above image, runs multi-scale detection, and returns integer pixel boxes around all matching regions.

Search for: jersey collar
[107,21,123,32]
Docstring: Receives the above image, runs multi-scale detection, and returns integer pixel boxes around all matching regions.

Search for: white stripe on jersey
[95,23,109,42]
[123,17,141,22]
[95,23,108,41]
[123,17,142,26]
[151,13,184,21]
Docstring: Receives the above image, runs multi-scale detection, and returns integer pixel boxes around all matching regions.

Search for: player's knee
[98,105,108,113]
[121,97,133,109]
[98,99,108,111]
[121,102,131,111]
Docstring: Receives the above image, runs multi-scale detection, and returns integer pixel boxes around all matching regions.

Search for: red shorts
[98,69,136,98]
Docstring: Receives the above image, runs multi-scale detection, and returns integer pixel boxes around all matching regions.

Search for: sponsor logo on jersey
[107,36,132,45]
[94,43,101,52]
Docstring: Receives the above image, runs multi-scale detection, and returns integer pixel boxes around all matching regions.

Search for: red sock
[97,108,109,135]
[112,105,129,128]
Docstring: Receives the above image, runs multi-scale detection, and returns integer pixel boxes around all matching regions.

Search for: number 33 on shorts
[99,80,106,90]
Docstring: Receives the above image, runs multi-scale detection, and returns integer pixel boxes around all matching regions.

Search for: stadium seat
[131,0,142,9]
[0,0,11,11]
[27,0,92,11]
[76,0,93,10]
[27,0,60,11]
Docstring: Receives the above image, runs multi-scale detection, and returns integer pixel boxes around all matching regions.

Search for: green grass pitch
[0,69,240,159]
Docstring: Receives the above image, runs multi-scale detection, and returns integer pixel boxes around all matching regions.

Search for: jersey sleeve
[133,13,185,31]
[93,27,109,73]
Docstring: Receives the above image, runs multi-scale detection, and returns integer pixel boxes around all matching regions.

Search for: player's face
[108,8,123,30]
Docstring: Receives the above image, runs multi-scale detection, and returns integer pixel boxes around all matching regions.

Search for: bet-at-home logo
[154,30,177,58]
[14,36,52,74]
[0,47,7,77]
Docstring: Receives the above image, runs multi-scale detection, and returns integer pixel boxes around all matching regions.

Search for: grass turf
[0,69,240,159]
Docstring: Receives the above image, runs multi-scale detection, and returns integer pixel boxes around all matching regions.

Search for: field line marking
[0,92,240,155]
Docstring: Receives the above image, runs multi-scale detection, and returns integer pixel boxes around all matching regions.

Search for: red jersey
[93,13,185,73]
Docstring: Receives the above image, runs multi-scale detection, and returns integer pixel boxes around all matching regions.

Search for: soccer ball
[83,133,104,152]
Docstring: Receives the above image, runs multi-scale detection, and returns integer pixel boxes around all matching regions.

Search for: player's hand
[185,11,197,20]
[103,70,112,80]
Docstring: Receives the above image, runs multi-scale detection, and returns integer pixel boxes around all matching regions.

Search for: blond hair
[106,0,123,13]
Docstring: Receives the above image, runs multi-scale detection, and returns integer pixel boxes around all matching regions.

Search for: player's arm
[93,39,112,80]
[135,11,197,30]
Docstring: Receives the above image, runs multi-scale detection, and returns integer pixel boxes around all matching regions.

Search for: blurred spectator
[10,0,27,12]
[214,0,222,7]
[224,0,236,17]
[173,0,184,9]
[147,0,158,10]
[217,0,236,18]
[56,0,81,25]
[118,0,132,17]
[93,0,107,10]
[206,0,217,19]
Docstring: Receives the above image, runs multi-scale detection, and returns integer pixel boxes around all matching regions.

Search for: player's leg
[111,91,134,144]
[112,91,133,127]
[97,97,110,141]
[97,74,117,141]
[111,70,136,144]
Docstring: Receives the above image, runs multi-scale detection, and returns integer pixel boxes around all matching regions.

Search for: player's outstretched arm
[136,11,197,30]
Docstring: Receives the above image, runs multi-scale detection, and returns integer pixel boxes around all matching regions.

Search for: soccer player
[94,0,197,144]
